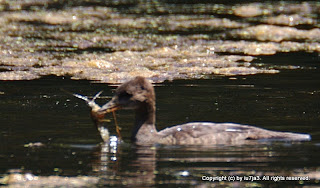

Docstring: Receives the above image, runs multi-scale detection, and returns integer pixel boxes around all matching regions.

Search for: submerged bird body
[92,76,310,145]
[139,122,310,145]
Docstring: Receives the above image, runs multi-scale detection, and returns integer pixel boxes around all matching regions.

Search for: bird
[81,76,311,145]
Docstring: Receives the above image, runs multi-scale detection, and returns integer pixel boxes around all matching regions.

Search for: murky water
[1,0,320,187]
[1,52,319,187]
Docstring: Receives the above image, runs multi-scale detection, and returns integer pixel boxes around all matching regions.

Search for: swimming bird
[87,76,311,145]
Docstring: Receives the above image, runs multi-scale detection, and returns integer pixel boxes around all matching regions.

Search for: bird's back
[157,122,311,145]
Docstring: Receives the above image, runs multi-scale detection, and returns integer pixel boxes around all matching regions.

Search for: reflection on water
[93,142,157,187]
[90,140,319,187]
[0,51,319,186]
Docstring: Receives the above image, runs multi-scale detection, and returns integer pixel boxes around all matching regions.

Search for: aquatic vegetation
[0,1,319,83]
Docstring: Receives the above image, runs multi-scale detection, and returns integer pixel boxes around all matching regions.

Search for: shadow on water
[0,52,319,186]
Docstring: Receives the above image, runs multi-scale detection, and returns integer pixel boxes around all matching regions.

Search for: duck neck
[132,101,157,142]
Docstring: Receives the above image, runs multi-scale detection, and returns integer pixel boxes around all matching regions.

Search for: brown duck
[80,76,311,145]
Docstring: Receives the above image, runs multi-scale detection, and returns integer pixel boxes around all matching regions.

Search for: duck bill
[99,98,121,114]
[90,98,121,124]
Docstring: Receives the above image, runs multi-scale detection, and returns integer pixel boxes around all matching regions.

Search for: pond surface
[0,52,320,187]
[1,0,320,187]
[1,0,319,83]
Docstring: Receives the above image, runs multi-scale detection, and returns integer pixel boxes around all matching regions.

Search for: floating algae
[0,1,319,83]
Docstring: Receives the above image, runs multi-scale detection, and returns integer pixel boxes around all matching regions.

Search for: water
[1,52,319,187]
[1,1,319,83]
[0,0,320,186]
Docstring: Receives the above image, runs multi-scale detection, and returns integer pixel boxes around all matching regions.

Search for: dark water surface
[1,52,320,187]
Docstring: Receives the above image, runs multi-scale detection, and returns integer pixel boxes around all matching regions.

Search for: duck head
[99,76,155,113]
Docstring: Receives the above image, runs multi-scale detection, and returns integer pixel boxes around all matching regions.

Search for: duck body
[93,76,310,146]
[135,122,310,145]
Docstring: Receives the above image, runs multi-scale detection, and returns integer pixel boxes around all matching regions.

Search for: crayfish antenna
[73,91,103,112]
